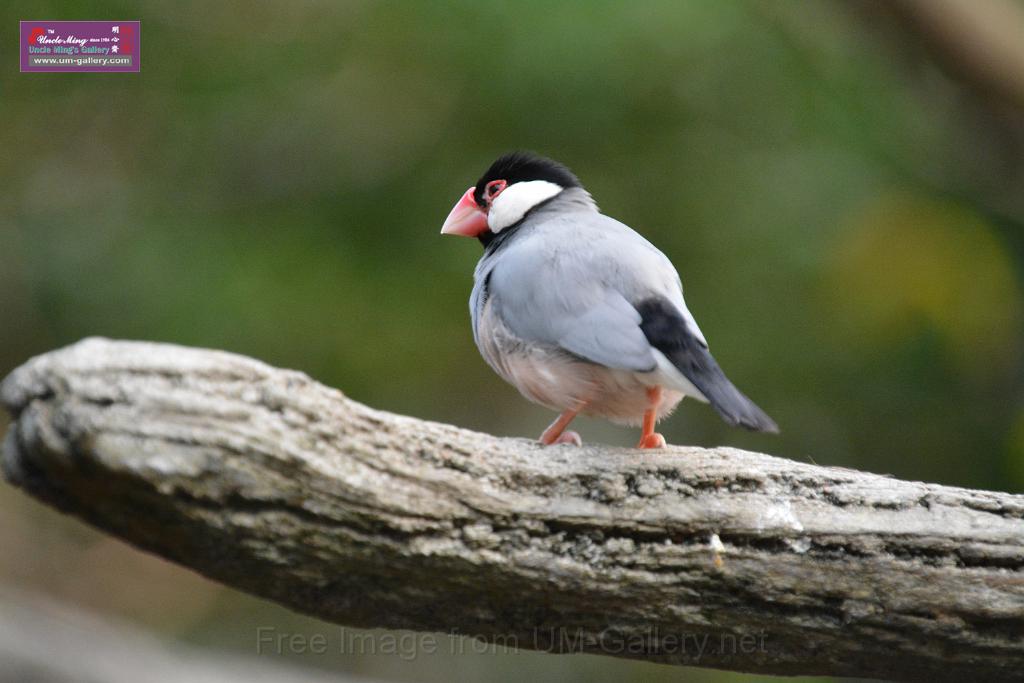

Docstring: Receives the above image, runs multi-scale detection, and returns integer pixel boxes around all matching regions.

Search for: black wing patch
[636,298,779,433]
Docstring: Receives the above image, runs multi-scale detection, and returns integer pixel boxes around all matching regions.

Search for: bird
[440,151,777,449]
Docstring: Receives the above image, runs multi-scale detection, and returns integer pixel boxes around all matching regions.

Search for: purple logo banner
[20,21,140,72]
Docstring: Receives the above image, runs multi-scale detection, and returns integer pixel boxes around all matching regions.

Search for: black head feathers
[473,152,582,207]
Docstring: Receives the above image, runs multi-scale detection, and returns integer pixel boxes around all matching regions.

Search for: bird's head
[440,152,581,242]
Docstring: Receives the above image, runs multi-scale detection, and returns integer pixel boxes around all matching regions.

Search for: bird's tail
[638,297,779,433]
[667,346,779,433]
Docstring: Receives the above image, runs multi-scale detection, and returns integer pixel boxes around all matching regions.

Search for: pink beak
[440,187,489,237]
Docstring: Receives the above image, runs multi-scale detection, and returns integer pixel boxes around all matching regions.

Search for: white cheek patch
[488,180,563,233]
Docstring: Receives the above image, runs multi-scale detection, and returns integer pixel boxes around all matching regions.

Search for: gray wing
[479,212,694,372]
[554,288,656,371]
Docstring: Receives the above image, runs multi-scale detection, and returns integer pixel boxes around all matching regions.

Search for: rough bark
[2,338,1023,681]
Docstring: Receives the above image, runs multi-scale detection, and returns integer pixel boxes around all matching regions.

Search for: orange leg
[539,405,584,446]
[637,386,667,449]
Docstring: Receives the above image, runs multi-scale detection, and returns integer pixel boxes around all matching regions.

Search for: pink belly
[502,351,685,427]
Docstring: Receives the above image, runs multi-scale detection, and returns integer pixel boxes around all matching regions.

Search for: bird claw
[542,430,582,447]
[636,432,667,449]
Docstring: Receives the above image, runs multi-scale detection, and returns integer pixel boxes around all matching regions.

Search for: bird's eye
[487,180,505,197]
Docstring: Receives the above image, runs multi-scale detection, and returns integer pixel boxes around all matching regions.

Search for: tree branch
[2,338,1023,681]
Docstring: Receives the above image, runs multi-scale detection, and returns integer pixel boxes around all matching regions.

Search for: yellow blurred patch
[829,194,1022,378]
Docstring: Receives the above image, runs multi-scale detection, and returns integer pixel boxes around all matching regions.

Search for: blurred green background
[2,1,1024,681]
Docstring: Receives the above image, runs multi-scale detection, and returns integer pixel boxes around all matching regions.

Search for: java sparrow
[441,152,778,449]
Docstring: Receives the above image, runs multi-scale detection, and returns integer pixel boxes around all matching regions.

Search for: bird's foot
[539,408,583,446]
[541,430,582,447]
[637,388,666,449]
[636,432,666,449]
